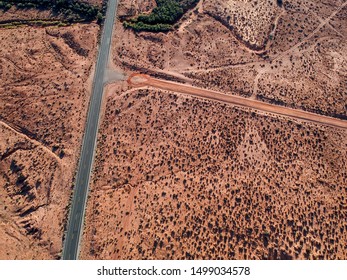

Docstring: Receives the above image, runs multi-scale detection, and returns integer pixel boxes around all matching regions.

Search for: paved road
[129,74,347,130]
[62,0,118,260]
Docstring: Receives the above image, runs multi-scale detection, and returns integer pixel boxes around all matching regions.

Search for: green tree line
[0,0,103,23]
[124,0,199,32]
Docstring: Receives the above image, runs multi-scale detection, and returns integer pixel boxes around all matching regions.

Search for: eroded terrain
[0,23,99,259]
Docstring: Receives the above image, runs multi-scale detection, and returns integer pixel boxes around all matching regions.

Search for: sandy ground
[0,7,52,23]
[113,0,347,119]
[82,85,347,260]
[128,74,347,129]
[80,0,347,260]
[0,23,99,259]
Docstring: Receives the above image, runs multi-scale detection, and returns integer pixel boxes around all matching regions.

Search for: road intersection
[62,0,119,260]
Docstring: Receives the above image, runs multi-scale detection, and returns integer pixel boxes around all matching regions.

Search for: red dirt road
[128,73,347,130]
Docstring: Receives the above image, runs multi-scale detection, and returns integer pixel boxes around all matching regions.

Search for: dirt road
[128,73,347,130]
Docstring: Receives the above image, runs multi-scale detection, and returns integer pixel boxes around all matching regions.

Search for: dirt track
[128,73,347,130]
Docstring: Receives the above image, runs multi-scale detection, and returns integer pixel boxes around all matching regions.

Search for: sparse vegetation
[81,0,347,260]
[82,88,347,260]
[0,22,99,259]
[0,19,64,28]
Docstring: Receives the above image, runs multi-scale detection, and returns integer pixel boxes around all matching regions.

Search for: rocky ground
[0,22,99,259]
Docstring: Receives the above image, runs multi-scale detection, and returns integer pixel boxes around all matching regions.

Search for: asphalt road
[62,0,118,260]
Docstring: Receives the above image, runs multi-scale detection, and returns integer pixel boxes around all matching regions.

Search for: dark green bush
[124,0,199,32]
[0,0,101,22]
[124,21,172,32]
